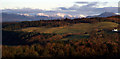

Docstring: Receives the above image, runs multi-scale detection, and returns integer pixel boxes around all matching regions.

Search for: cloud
[75,2,89,4]
[2,8,44,14]
[2,2,118,17]
[56,2,118,16]
[100,2,108,5]
[37,13,49,17]
[83,2,98,8]
[19,13,31,16]
[56,13,66,17]
[58,7,68,10]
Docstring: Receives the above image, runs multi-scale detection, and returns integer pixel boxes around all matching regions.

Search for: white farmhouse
[112,28,118,32]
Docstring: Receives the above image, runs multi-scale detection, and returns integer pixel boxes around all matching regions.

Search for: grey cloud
[2,8,44,13]
[100,2,108,5]
[58,7,68,10]
[75,2,89,4]
[69,4,80,10]
[85,2,98,7]
[2,2,118,17]
[56,2,118,16]
[67,2,98,11]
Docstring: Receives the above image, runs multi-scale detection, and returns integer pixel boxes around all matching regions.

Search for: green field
[17,22,118,34]
[61,34,90,41]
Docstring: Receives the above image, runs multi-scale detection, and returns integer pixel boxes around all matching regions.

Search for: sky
[1,0,120,17]
[1,0,119,9]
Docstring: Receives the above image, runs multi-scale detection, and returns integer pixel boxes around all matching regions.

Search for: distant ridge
[1,12,118,22]
[1,13,60,22]
[2,13,31,22]
[1,13,79,22]
[87,12,117,18]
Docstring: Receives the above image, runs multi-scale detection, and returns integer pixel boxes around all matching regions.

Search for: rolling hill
[17,22,118,34]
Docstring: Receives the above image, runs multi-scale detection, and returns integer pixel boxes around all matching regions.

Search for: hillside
[2,16,120,59]
[17,22,118,34]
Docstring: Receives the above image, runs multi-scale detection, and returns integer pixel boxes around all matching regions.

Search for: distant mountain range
[1,12,118,22]
[87,12,117,18]
[2,13,64,22]
[2,13,31,22]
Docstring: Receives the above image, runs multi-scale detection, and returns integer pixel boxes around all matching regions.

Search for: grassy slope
[17,22,118,34]
[61,34,90,41]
